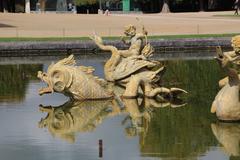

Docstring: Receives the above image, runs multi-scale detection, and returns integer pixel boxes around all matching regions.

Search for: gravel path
[0,11,239,37]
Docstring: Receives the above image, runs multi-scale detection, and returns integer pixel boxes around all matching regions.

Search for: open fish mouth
[37,71,53,95]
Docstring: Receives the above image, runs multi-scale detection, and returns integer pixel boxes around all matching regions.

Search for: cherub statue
[211,47,240,121]
[91,30,186,98]
[120,24,149,57]
[216,35,240,87]
[219,35,240,64]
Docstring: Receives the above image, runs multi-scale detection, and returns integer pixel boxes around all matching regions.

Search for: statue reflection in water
[212,122,240,157]
[38,96,186,143]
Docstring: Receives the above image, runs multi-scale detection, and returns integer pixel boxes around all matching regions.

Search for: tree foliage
[74,0,124,6]
[73,0,97,6]
[73,0,119,6]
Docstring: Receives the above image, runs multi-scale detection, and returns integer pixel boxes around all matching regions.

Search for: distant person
[68,3,73,11]
[72,5,77,14]
[98,9,103,14]
[234,0,240,15]
[36,2,41,12]
[104,9,110,16]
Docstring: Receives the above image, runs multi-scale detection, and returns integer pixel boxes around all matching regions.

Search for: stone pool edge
[0,37,232,57]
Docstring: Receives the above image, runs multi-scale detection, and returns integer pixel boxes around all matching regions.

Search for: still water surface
[0,56,237,160]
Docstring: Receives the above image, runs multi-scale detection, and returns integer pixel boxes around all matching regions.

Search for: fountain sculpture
[211,35,240,121]
[37,24,188,143]
[91,25,187,98]
[37,55,113,100]
[38,25,187,100]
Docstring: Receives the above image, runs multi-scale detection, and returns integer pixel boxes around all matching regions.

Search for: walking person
[234,0,240,15]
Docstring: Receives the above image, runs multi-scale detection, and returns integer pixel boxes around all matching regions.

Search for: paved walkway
[0,11,239,37]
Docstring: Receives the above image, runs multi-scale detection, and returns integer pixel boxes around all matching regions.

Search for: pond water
[0,55,238,160]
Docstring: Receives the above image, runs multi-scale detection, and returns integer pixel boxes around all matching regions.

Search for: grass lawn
[0,33,239,42]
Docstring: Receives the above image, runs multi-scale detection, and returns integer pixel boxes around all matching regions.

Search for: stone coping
[0,37,232,57]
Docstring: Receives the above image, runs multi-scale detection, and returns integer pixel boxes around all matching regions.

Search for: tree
[73,0,98,6]
[199,0,204,11]
[38,0,45,11]
[73,0,121,6]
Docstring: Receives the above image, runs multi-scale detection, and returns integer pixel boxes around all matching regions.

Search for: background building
[0,0,74,13]
[30,0,74,12]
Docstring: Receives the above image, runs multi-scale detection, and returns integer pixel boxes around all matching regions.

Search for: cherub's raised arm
[142,26,148,36]
[223,51,239,61]
[135,26,148,39]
